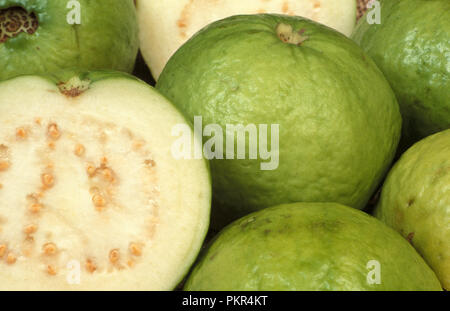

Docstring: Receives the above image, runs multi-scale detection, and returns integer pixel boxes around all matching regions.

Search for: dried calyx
[0,7,38,43]
[276,23,309,46]
[58,77,91,97]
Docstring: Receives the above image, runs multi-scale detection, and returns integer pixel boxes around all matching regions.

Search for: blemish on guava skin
[263,229,271,236]
[209,252,218,261]
[406,232,415,244]
[0,7,38,43]
[407,198,415,207]
[276,23,309,46]
[240,216,256,229]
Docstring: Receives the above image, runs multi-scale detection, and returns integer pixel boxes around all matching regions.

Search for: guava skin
[185,203,441,291]
[352,0,450,146]
[0,0,139,80]
[375,129,450,290]
[157,14,402,229]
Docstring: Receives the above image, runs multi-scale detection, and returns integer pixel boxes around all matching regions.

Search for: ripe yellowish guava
[0,71,211,290]
[137,0,357,79]
[0,0,139,81]
[352,0,450,145]
[185,203,442,291]
[375,129,450,290]
[157,14,402,229]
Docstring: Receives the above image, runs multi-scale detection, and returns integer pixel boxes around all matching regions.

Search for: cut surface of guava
[137,0,357,79]
[375,129,450,290]
[185,203,442,291]
[0,72,211,290]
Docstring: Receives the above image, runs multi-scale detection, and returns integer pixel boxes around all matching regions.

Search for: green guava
[0,71,211,290]
[352,0,450,145]
[375,129,450,290]
[157,14,402,229]
[185,203,441,291]
[0,0,139,81]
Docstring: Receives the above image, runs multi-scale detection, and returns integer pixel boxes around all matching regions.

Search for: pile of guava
[0,0,447,291]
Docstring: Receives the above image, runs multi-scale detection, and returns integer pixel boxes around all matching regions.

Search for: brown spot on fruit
[145,159,156,167]
[129,243,142,256]
[101,167,115,183]
[282,2,289,13]
[24,224,38,235]
[407,232,415,244]
[29,203,43,214]
[47,265,57,276]
[407,198,415,207]
[177,0,194,38]
[86,163,96,177]
[47,123,61,140]
[86,259,97,273]
[109,249,120,264]
[92,193,106,210]
[16,127,27,139]
[41,173,54,189]
[0,244,6,257]
[42,242,57,256]
[74,144,85,157]
[0,160,10,171]
[6,253,16,264]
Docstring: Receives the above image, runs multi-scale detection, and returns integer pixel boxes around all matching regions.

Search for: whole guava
[352,0,450,145]
[185,203,441,291]
[0,0,139,80]
[375,129,450,290]
[157,14,401,228]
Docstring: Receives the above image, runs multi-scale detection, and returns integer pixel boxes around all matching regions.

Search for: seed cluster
[0,7,38,43]
[0,119,157,277]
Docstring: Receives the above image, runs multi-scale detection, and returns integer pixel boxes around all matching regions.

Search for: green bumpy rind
[185,203,441,291]
[157,14,401,228]
[375,129,450,290]
[352,0,450,145]
[0,0,139,80]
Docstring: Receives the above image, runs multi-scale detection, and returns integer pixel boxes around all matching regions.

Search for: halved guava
[0,72,211,290]
[137,0,357,79]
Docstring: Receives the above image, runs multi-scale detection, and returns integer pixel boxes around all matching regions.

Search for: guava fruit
[137,0,357,79]
[157,14,402,229]
[0,71,211,290]
[185,203,441,291]
[375,129,450,290]
[352,0,450,145]
[0,0,139,81]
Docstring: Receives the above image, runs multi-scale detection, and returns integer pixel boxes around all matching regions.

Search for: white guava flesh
[0,74,211,290]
